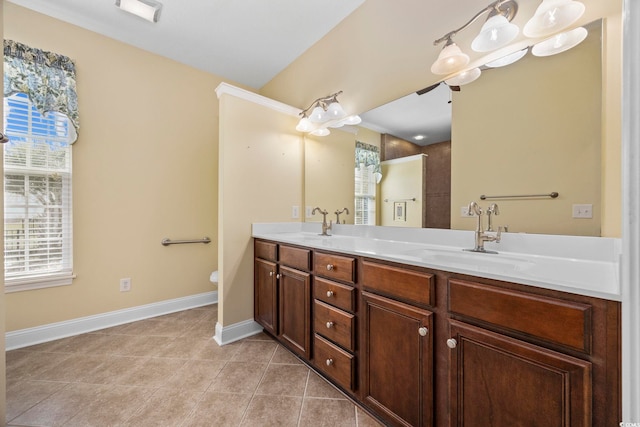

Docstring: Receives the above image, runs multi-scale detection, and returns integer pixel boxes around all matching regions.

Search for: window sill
[4,272,76,293]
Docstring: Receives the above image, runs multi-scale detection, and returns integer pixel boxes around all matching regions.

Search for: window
[3,93,74,291]
[354,142,381,225]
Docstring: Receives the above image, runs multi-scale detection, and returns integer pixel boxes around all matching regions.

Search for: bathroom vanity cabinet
[253,238,620,427]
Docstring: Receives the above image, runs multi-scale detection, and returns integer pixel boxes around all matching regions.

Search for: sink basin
[392,248,535,274]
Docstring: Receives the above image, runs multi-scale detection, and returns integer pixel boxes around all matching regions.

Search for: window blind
[3,93,73,291]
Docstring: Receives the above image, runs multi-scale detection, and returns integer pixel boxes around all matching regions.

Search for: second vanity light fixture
[296,91,362,136]
[431,0,587,85]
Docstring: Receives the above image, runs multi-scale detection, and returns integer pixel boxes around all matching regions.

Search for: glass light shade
[310,128,330,137]
[326,101,346,120]
[531,26,587,57]
[523,0,585,38]
[485,48,528,67]
[431,42,470,75]
[445,67,482,86]
[471,15,520,52]
[309,105,328,123]
[341,115,362,126]
[295,117,313,132]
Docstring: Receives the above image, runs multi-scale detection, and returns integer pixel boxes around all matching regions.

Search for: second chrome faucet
[465,201,504,253]
[312,207,332,236]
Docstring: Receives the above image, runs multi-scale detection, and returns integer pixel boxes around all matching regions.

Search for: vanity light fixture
[296,91,361,136]
[523,0,586,38]
[445,67,482,86]
[430,0,586,85]
[531,26,588,56]
[115,0,162,23]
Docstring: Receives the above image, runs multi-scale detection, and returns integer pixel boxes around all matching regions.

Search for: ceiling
[6,0,365,89]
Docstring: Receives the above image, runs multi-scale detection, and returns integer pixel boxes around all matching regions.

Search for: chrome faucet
[486,203,499,232]
[465,201,502,254]
[312,207,332,236]
[335,207,350,224]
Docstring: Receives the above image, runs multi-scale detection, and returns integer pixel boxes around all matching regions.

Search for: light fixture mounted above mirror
[431,0,586,85]
[296,91,361,136]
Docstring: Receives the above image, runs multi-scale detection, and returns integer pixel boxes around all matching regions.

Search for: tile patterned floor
[5,305,383,426]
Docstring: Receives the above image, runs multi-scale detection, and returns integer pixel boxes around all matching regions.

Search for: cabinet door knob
[326,264,334,271]
[418,327,428,337]
[326,290,334,298]
[446,338,458,349]
[326,321,334,329]
[326,358,333,366]
[269,271,274,277]
[276,274,281,279]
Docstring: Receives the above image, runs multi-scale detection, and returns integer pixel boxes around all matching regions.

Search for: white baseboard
[5,291,218,351]
[213,318,263,346]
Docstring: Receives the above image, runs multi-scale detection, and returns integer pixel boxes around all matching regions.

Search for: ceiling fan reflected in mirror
[416,82,460,104]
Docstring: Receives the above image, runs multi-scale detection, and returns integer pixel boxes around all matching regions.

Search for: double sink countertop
[252,222,622,301]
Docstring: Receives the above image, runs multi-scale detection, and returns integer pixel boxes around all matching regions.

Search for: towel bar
[161,237,211,246]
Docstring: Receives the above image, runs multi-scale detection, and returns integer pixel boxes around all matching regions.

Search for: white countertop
[252,223,622,301]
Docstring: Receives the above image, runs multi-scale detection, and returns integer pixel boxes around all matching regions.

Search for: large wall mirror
[305,18,613,237]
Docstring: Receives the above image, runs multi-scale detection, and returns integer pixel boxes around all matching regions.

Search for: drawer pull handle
[326,290,334,298]
[326,321,334,329]
[447,338,458,349]
[326,264,334,271]
[326,358,333,366]
[418,327,428,337]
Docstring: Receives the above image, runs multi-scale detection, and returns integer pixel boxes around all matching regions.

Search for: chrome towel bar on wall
[480,192,559,200]
[161,237,211,246]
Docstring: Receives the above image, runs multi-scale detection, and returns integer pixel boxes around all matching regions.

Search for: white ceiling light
[485,48,528,67]
[115,0,162,23]
[430,40,470,75]
[471,14,520,52]
[445,68,482,86]
[531,26,587,57]
[523,0,585,38]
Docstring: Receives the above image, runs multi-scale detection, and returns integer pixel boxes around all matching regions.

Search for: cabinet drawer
[255,240,277,262]
[280,245,311,271]
[314,252,356,284]
[314,277,356,313]
[314,300,355,351]
[313,334,355,392]
[362,261,434,307]
[448,279,592,353]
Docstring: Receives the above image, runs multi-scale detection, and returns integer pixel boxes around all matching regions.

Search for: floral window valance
[3,39,79,143]
[355,141,382,182]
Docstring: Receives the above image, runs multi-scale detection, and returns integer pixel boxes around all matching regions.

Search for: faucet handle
[495,226,505,243]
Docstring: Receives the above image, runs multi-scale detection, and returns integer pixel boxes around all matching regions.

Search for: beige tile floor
[5,305,384,426]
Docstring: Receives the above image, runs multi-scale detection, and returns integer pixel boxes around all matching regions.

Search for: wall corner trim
[5,291,218,351]
[213,319,263,346]
[215,82,300,117]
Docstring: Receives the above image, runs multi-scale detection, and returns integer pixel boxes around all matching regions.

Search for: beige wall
[450,24,602,236]
[380,155,426,227]
[217,90,303,326]
[305,130,355,224]
[261,0,623,237]
[4,3,230,331]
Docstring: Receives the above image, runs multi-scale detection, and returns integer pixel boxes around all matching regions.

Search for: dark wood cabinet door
[279,266,311,358]
[254,258,278,336]
[448,319,592,427]
[361,291,433,427]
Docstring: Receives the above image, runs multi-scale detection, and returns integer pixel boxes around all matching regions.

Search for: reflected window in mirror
[355,142,381,225]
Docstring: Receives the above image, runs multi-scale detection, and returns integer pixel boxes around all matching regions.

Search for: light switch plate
[572,204,593,219]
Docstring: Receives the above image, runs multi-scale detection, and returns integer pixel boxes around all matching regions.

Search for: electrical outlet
[120,277,131,292]
[460,206,470,217]
[292,205,300,219]
[572,204,593,219]
[306,206,313,218]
